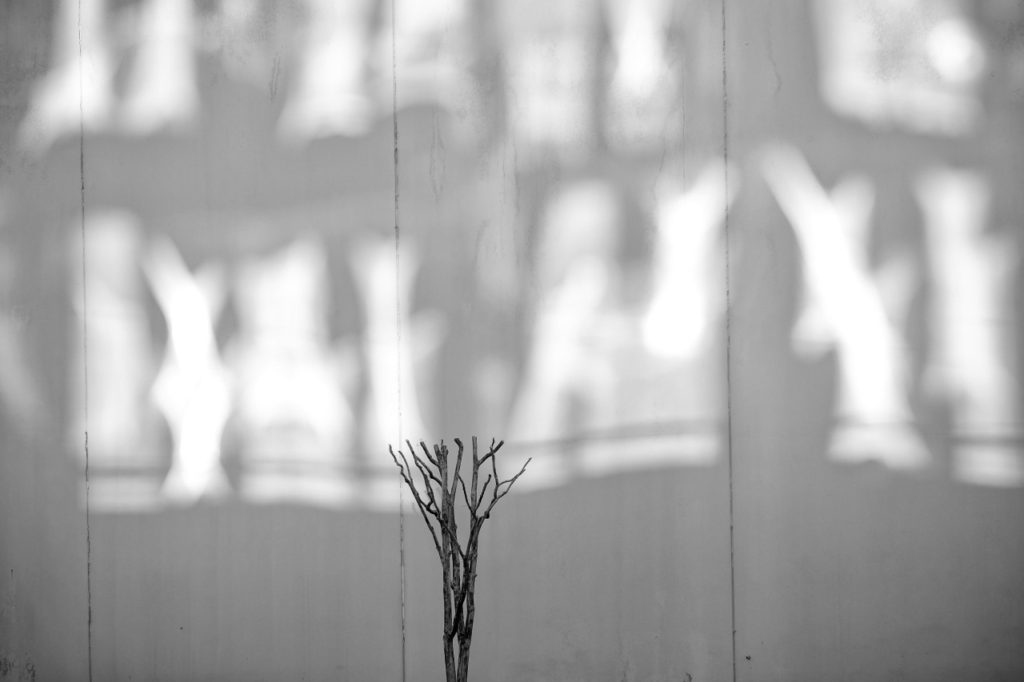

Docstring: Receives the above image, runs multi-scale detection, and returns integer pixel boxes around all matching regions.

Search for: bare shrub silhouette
[389,437,530,682]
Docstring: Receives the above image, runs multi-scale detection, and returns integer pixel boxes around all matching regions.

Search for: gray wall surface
[2,1,1023,681]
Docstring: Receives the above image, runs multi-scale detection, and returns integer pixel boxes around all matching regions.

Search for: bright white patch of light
[642,159,734,360]
[277,0,377,141]
[762,144,928,470]
[927,18,986,85]
[916,168,1023,488]
[119,0,198,133]
[143,236,232,503]
[20,0,114,151]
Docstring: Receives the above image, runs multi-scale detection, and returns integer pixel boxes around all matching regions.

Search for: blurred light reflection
[814,0,984,134]
[762,145,929,471]
[1,0,1021,512]
[916,168,1024,487]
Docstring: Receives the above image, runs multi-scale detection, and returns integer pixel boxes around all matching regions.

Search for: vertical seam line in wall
[721,1,738,681]
[392,1,408,680]
[77,1,94,680]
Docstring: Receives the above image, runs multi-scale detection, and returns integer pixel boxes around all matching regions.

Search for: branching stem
[389,438,530,682]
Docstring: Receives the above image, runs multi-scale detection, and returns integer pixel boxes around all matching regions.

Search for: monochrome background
[1,1,1022,679]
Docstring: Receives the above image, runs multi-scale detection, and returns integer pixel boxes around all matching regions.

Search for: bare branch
[389,445,443,558]
[394,444,443,518]
[388,437,529,682]
[411,448,444,492]
[450,439,465,500]
[477,438,504,468]
[419,440,439,467]
[436,515,466,562]
[408,440,444,486]
[475,474,493,512]
[434,443,447,481]
[483,457,532,517]
[458,476,474,512]
[389,445,420,499]
[412,499,444,559]
[419,470,441,517]
[498,457,532,498]
[470,437,480,509]
[489,446,500,503]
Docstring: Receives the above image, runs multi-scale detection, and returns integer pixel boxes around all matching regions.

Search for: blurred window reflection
[916,169,1023,487]
[1,0,1021,512]
[814,0,984,134]
[761,146,927,471]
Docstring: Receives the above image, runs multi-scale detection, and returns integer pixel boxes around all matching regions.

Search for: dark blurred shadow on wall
[1,3,92,681]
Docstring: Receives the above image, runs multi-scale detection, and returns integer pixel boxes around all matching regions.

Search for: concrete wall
[2,1,1023,681]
